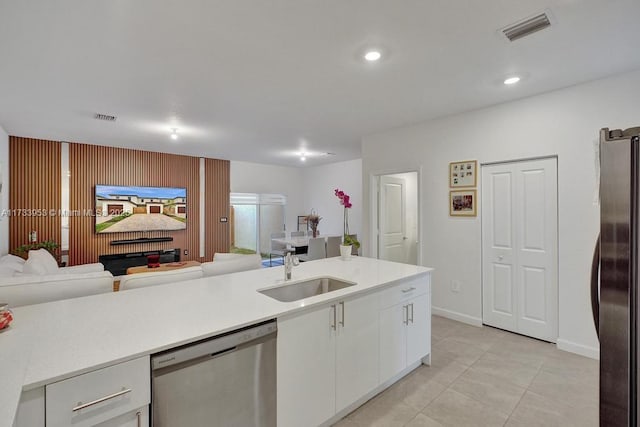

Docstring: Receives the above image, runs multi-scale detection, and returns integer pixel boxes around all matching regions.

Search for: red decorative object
[147,254,161,268]
[0,310,13,330]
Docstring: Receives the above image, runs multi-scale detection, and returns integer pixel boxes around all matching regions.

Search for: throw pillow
[0,254,26,274]
[23,249,59,275]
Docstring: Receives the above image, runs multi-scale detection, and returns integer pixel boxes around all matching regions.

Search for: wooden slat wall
[9,137,61,251]
[205,158,230,260]
[69,143,205,265]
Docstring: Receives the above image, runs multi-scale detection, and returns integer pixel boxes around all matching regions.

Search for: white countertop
[0,257,432,427]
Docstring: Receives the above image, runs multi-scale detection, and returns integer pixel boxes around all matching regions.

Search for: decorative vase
[340,244,352,260]
[312,229,318,238]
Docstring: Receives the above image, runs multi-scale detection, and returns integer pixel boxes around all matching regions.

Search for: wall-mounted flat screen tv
[95,185,187,233]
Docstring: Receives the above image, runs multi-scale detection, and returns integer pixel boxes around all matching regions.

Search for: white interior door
[482,158,558,342]
[379,176,406,263]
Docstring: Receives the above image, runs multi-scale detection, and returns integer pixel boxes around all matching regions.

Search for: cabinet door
[95,407,148,426]
[278,304,336,427]
[335,292,380,412]
[407,293,431,366]
[379,303,407,384]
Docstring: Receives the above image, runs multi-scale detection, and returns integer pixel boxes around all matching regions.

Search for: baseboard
[556,338,599,360]
[432,306,483,327]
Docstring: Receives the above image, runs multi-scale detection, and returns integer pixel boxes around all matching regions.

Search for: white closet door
[482,158,558,342]
[481,164,518,332]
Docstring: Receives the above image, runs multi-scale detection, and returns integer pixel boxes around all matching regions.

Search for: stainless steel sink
[258,277,356,302]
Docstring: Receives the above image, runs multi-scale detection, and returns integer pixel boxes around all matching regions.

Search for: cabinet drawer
[379,275,429,309]
[46,356,150,427]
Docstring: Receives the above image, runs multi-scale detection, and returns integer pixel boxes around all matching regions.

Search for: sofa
[0,252,114,308]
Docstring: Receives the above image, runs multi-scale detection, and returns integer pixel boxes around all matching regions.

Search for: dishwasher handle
[151,320,277,370]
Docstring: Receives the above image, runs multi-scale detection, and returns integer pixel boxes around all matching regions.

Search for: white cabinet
[95,407,149,427]
[335,292,380,412]
[13,387,45,427]
[278,304,337,427]
[45,356,150,427]
[379,277,431,384]
[278,292,379,427]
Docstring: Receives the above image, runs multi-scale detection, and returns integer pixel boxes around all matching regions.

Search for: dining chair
[298,237,326,262]
[269,231,287,266]
[326,236,341,258]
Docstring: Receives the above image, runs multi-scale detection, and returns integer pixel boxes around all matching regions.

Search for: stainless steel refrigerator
[593,126,640,426]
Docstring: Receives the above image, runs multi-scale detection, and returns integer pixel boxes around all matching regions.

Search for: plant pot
[340,244,352,260]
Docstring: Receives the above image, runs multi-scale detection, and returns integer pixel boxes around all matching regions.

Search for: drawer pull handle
[401,287,416,293]
[72,387,132,412]
[137,410,142,427]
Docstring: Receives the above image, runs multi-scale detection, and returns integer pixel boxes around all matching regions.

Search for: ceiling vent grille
[502,12,551,42]
[94,113,117,122]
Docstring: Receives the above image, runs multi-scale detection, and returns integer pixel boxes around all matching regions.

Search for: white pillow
[23,249,59,275]
[0,254,26,274]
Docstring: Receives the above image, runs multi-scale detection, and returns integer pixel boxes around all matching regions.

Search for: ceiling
[1,0,639,167]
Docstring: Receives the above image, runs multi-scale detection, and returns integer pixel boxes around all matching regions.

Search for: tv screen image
[95,185,187,233]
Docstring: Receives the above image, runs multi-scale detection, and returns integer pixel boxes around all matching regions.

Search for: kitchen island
[1,256,432,427]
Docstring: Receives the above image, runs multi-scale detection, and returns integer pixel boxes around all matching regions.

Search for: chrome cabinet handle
[137,411,142,427]
[339,301,345,327]
[409,303,414,323]
[331,305,336,330]
[72,388,132,412]
[403,305,408,325]
[401,287,416,293]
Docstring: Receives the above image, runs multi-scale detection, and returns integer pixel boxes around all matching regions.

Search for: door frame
[480,155,559,341]
[369,167,422,265]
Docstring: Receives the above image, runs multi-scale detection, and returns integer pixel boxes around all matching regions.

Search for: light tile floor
[334,315,598,427]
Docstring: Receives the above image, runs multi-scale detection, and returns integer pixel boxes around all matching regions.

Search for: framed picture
[449,160,477,188]
[450,190,477,217]
[297,215,309,231]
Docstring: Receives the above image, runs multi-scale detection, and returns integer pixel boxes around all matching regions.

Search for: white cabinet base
[319,359,428,427]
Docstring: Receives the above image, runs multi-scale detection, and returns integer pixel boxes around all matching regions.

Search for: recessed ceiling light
[170,128,178,140]
[364,50,382,62]
[504,76,521,85]
[300,156,306,162]
[299,151,307,162]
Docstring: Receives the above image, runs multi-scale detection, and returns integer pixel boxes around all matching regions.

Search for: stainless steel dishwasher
[151,320,277,427]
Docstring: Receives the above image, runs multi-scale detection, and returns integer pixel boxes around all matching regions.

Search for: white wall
[303,159,362,239]
[230,161,305,233]
[0,124,8,256]
[362,68,640,359]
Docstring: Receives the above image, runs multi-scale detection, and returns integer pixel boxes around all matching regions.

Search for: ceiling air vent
[502,12,551,42]
[94,113,117,122]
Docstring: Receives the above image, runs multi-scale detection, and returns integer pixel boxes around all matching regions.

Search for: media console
[99,249,181,276]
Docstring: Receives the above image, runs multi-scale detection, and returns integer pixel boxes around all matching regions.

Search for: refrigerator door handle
[591,233,600,338]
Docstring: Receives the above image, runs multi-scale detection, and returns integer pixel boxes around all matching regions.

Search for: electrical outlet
[451,280,461,293]
[184,249,189,256]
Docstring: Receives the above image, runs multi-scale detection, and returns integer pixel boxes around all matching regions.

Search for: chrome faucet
[284,252,299,281]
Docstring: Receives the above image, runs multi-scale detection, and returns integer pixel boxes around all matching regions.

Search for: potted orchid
[335,188,360,259]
